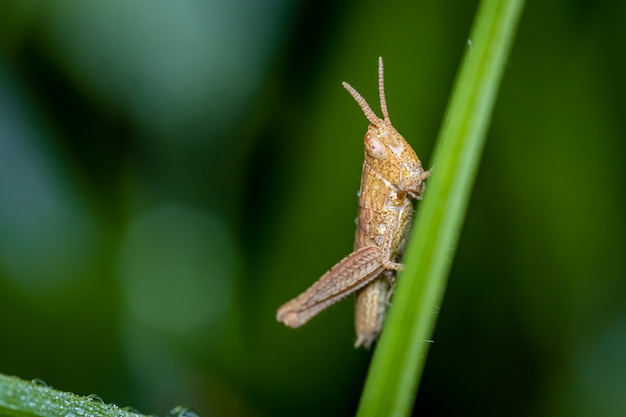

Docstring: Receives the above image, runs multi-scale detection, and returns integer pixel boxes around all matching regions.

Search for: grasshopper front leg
[277,246,386,328]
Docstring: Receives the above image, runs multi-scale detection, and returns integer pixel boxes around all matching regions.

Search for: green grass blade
[0,374,152,417]
[356,1,525,416]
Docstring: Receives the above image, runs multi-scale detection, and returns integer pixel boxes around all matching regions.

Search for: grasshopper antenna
[378,57,390,122]
[342,81,382,127]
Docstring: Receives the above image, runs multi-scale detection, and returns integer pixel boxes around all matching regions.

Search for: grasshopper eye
[364,132,387,159]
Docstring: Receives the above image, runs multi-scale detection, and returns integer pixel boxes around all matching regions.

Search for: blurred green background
[0,1,625,416]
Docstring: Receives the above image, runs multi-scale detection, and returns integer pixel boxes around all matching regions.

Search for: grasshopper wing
[277,246,384,328]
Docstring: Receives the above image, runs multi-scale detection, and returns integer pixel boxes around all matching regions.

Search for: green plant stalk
[356,1,524,416]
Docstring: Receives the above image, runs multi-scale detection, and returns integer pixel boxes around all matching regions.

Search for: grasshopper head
[343,57,428,198]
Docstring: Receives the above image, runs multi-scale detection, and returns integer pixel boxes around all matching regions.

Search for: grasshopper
[277,57,430,348]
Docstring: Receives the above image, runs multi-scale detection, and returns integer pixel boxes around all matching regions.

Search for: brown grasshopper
[277,57,430,348]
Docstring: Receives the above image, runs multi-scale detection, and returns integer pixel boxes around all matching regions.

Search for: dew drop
[31,378,48,387]
[166,406,199,417]
[87,394,105,404]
